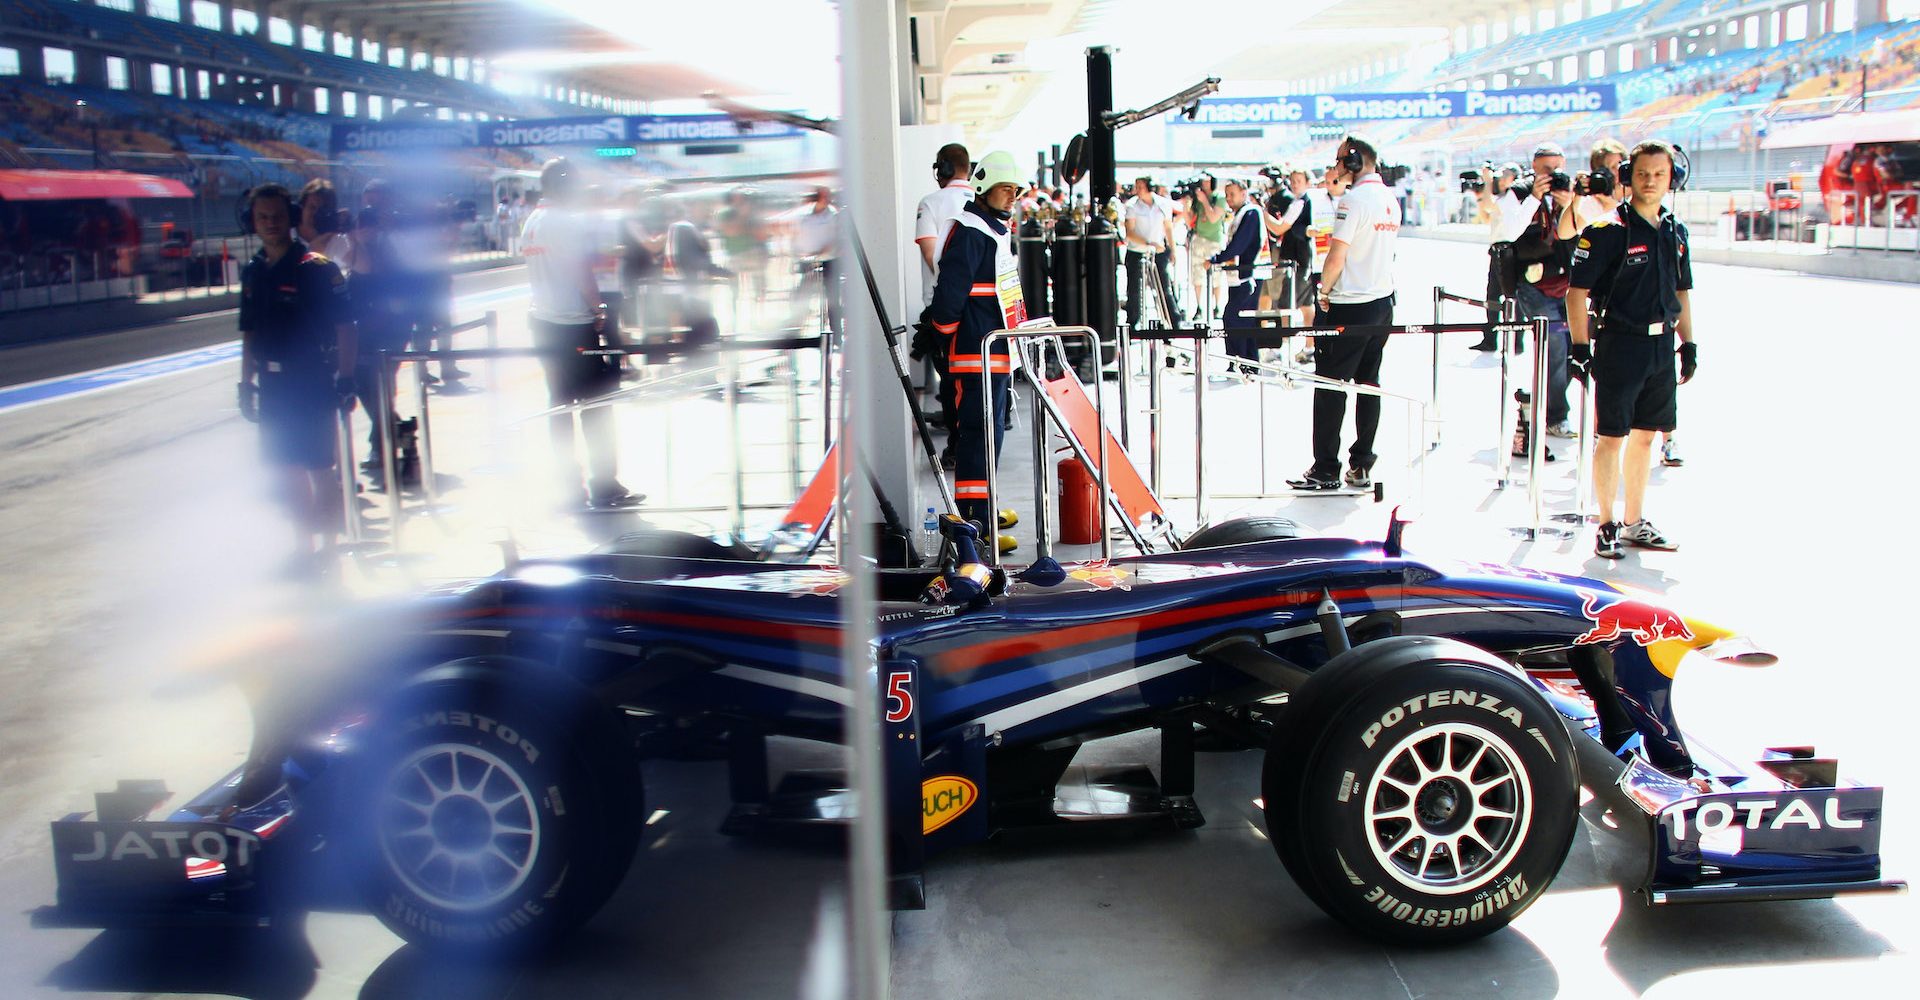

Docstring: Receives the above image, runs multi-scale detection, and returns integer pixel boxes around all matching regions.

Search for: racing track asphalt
[0,243,1914,999]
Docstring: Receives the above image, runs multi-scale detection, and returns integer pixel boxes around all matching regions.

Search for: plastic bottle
[922,507,939,550]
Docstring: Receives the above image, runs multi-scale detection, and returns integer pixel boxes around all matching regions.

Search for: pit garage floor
[0,239,1913,998]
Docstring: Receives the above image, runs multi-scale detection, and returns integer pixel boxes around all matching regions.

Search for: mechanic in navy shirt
[924,150,1026,554]
[1566,139,1696,560]
[236,183,357,573]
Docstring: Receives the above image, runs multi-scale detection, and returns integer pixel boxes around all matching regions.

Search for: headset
[236,185,300,236]
[1338,135,1372,178]
[1618,142,1690,192]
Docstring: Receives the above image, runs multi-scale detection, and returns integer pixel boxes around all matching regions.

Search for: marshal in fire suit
[924,178,1026,533]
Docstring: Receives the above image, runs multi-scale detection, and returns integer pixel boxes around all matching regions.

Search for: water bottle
[922,507,939,550]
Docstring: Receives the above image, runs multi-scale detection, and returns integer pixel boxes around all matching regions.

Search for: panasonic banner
[1173,85,1616,126]
[330,114,805,154]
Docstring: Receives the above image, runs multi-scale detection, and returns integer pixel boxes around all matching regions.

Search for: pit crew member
[1289,135,1399,492]
[1567,139,1695,559]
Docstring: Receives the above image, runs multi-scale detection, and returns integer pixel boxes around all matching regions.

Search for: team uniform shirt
[1569,203,1692,331]
[520,205,599,325]
[794,206,839,260]
[239,238,349,375]
[1326,173,1400,305]
[1122,194,1170,252]
[915,180,974,307]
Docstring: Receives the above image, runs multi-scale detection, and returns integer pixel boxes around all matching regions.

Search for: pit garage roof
[919,0,1511,140]
[246,0,747,104]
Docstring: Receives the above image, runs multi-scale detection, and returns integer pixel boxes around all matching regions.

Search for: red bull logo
[1574,589,1694,646]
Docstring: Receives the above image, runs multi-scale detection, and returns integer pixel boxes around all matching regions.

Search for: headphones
[1338,136,1370,177]
[236,185,300,236]
[1619,143,1690,193]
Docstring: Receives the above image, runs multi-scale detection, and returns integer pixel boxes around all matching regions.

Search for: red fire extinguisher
[1058,452,1099,544]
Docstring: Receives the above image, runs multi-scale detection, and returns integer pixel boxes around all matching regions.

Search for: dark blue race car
[35,512,1900,952]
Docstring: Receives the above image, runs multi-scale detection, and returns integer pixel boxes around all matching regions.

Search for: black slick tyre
[1182,515,1303,549]
[354,675,640,955]
[1262,636,1576,945]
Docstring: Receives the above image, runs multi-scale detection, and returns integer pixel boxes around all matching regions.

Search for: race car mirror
[1061,133,1087,186]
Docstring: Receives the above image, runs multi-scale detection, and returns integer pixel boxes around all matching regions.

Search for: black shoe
[588,488,646,510]
[1595,521,1624,559]
[940,450,956,471]
[1286,467,1342,491]
[1470,336,1499,352]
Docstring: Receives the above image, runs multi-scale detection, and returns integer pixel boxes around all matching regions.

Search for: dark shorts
[1593,325,1677,437]
[531,318,620,405]
[258,369,337,469]
[1267,265,1315,309]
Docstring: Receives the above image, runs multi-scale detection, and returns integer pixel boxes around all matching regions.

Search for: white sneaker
[1661,439,1684,467]
[1546,422,1577,439]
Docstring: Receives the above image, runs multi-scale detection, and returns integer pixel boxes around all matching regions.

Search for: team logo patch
[1628,244,1649,254]
[1068,561,1132,591]
[922,775,977,834]
[1576,237,1591,249]
[1573,588,1693,646]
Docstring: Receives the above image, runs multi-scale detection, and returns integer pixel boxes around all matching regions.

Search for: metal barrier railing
[979,326,1114,565]
[354,331,827,552]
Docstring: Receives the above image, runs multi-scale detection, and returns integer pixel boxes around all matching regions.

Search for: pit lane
[0,240,1912,999]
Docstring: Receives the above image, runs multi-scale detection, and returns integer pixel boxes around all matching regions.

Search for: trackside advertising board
[330,114,806,153]
[1172,85,1616,126]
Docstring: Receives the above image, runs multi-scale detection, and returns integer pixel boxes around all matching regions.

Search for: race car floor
[0,240,1914,998]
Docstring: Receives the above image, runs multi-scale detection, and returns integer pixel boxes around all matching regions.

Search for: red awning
[0,169,195,201]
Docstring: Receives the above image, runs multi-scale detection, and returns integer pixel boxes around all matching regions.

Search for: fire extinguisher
[1057,451,1099,544]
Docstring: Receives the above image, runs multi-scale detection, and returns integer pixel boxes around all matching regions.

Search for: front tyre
[358,680,637,954]
[1264,637,1576,945]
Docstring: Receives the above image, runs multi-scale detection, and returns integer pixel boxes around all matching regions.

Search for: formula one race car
[34,511,1900,952]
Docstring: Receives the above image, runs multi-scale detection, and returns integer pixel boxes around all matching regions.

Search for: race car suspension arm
[1191,634,1312,696]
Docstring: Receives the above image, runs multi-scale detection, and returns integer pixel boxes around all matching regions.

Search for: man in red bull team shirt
[1567,140,1695,559]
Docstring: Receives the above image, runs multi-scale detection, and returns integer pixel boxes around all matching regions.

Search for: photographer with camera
[1563,138,1628,235]
[1567,140,1695,559]
[1124,176,1181,330]
[1467,163,1518,350]
[1183,173,1226,322]
[1262,165,1316,328]
[1496,142,1578,439]
[1286,135,1399,492]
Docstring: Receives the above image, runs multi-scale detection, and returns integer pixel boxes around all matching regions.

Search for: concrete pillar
[75,49,108,88]
[18,45,46,86]
[219,1,235,35]
[1856,0,1887,28]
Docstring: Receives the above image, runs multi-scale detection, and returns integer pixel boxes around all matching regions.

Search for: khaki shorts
[1188,236,1222,283]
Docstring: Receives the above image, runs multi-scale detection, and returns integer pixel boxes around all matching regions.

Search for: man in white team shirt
[521,157,641,509]
[913,143,973,450]
[1289,134,1401,492]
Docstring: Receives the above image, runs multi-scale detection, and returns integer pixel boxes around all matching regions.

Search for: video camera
[1378,163,1412,187]
[1576,169,1616,198]
[1460,160,1495,194]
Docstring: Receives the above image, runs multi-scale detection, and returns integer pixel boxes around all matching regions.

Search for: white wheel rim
[378,743,542,912]
[1361,722,1532,896]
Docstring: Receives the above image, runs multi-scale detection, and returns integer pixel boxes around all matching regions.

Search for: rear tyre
[1181,515,1303,549]
[1262,636,1576,944]
[356,677,640,954]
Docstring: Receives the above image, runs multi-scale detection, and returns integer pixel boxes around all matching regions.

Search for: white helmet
[971,150,1024,196]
